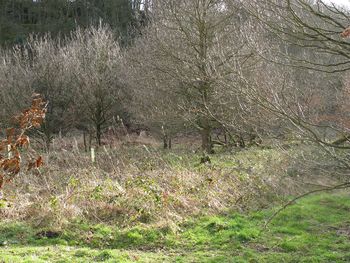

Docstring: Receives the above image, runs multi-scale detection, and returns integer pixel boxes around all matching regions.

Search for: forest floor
[0,193,349,262]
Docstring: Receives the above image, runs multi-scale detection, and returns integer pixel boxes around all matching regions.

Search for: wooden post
[91,147,96,164]
[73,137,79,153]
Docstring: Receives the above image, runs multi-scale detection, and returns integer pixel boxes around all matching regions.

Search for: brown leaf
[0,94,46,189]
[15,135,30,148]
[6,128,15,143]
[2,158,20,175]
[36,156,44,168]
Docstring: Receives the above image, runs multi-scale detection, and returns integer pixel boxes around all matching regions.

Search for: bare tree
[65,26,126,147]
[239,0,350,186]
[125,48,186,148]
[0,47,34,127]
[0,26,127,149]
[244,0,350,73]
[26,35,76,150]
[126,0,259,153]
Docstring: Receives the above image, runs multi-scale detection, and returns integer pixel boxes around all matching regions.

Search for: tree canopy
[0,0,145,46]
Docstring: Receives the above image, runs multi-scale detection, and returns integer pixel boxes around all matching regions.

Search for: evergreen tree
[0,0,140,46]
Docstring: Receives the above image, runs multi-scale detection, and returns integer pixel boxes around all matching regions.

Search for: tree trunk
[237,134,245,148]
[83,131,88,152]
[89,130,93,150]
[201,126,213,153]
[163,134,168,149]
[96,123,102,146]
[168,137,172,149]
[163,134,172,150]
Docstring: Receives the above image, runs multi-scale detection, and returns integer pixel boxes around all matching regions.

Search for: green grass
[0,192,349,262]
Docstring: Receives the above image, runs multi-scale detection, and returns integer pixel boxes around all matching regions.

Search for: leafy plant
[0,94,47,189]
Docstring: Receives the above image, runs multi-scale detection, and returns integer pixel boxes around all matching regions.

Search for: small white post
[7,145,12,159]
[91,147,95,164]
[73,137,79,153]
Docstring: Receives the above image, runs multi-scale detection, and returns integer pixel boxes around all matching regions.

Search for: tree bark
[237,134,245,148]
[163,134,168,149]
[163,134,172,150]
[83,131,88,152]
[96,123,102,146]
[201,126,213,153]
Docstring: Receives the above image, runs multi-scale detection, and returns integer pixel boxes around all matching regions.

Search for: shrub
[0,94,46,190]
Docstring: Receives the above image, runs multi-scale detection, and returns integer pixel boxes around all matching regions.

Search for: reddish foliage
[0,94,47,189]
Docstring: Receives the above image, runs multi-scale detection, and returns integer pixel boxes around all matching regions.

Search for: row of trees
[126,0,270,152]
[126,0,344,153]
[0,0,349,169]
[0,25,127,149]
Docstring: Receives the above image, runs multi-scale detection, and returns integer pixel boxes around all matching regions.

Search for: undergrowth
[0,193,349,262]
[1,145,298,227]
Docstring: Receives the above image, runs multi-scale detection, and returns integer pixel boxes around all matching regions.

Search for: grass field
[1,192,349,262]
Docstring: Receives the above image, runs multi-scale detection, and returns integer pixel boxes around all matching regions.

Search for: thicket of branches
[0,0,349,187]
[0,25,127,150]
[241,0,350,183]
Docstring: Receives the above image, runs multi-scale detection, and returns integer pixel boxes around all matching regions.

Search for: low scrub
[1,144,298,228]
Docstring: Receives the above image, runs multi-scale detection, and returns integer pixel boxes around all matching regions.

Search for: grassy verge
[1,192,349,262]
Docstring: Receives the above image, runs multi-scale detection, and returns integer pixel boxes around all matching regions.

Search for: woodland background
[0,1,349,262]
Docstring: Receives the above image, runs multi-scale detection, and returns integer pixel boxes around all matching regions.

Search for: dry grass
[1,135,303,228]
